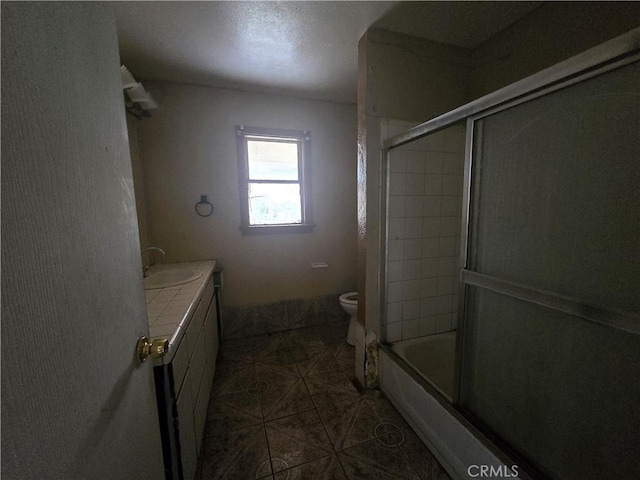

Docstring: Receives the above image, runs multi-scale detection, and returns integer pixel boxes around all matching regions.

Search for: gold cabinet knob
[136,336,169,363]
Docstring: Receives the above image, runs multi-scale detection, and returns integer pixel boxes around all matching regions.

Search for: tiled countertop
[144,260,216,365]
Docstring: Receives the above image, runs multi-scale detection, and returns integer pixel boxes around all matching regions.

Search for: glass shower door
[458,59,640,479]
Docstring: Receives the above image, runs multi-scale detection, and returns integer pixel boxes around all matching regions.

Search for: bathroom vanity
[144,260,218,480]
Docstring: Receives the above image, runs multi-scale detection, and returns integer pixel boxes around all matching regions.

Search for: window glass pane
[247,140,299,180]
[248,183,301,225]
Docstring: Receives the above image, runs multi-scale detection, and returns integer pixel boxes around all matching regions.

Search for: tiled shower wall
[382,120,466,342]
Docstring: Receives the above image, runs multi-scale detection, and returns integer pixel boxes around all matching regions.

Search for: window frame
[236,125,313,234]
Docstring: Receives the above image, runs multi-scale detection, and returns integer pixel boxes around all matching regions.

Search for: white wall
[357,30,471,386]
[467,2,640,100]
[365,30,470,122]
[127,115,151,252]
[136,83,358,306]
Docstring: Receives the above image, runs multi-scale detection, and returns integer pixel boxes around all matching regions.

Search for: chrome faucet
[141,246,166,276]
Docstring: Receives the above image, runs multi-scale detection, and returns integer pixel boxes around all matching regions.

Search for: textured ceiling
[114,1,540,103]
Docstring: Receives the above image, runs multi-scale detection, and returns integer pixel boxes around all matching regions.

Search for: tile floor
[197,320,451,479]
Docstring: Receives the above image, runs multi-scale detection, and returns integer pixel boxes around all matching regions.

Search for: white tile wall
[383,120,465,341]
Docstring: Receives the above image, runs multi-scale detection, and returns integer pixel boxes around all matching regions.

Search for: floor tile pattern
[198,320,451,480]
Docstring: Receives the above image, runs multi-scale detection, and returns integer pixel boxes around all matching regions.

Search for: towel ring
[195,195,213,217]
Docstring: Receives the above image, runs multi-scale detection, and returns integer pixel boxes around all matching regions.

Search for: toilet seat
[339,292,358,305]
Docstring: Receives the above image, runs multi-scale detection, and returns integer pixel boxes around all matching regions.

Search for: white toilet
[339,291,358,346]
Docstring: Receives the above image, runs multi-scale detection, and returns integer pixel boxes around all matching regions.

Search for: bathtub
[380,333,516,480]
[391,331,456,400]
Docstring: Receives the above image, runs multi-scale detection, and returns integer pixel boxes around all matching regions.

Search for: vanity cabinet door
[176,369,197,480]
[186,278,214,358]
[171,338,189,395]
[193,295,219,451]
[193,372,210,452]
[204,295,219,384]
[189,331,207,408]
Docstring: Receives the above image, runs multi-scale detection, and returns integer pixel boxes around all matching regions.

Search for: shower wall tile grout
[383,119,465,342]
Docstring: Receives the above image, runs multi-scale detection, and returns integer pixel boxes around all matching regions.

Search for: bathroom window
[236,125,313,234]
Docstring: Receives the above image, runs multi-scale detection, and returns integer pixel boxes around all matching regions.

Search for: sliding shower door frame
[454,51,640,398]
[456,57,640,478]
[380,27,640,477]
[382,27,639,341]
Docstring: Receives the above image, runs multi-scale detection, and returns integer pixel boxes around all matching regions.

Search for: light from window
[236,126,313,234]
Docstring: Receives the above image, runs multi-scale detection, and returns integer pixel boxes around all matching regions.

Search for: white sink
[143,266,202,290]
